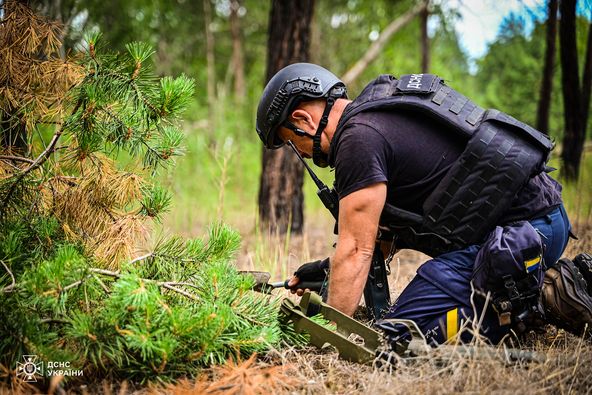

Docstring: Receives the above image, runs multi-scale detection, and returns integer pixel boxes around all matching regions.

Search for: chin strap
[312,90,341,167]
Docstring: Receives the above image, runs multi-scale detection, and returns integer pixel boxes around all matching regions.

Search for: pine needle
[93,215,148,268]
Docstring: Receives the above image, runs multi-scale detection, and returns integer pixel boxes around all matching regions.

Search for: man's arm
[327,182,387,316]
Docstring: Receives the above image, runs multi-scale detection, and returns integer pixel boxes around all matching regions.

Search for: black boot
[573,253,592,295]
[542,258,592,336]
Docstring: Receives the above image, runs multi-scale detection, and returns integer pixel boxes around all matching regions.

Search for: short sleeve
[333,123,391,199]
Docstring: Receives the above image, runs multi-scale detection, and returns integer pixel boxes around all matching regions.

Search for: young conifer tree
[0,1,299,388]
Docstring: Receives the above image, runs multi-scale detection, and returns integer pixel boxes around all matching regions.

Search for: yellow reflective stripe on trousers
[446,308,458,340]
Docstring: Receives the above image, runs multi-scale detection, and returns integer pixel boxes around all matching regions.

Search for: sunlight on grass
[550,149,592,229]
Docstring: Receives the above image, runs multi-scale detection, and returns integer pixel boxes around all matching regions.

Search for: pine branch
[0,155,35,164]
[139,185,172,219]
[130,253,154,265]
[61,276,90,292]
[99,102,169,170]
[235,311,270,328]
[1,100,83,211]
[0,160,24,172]
[159,283,198,301]
[92,273,111,293]
[87,267,200,301]
[132,247,201,265]
[140,140,166,169]
[1,260,16,293]
[14,126,63,172]
[100,69,160,118]
[158,282,201,292]
[90,268,120,277]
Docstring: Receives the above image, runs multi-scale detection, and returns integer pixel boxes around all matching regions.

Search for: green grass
[551,149,592,227]
[162,102,592,237]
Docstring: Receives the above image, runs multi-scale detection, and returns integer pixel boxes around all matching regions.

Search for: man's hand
[328,182,387,316]
[287,257,329,296]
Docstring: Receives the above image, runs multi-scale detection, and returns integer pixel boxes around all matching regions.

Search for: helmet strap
[312,96,336,168]
[283,121,311,138]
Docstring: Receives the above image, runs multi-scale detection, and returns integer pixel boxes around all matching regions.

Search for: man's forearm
[327,182,387,316]
[326,248,373,316]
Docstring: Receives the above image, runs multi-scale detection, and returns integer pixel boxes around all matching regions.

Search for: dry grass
[4,336,592,395]
[130,328,592,395]
[256,329,592,394]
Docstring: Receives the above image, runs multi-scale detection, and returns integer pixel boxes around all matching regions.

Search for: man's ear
[291,109,316,133]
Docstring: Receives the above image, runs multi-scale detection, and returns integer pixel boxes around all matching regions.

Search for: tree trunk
[535,0,558,135]
[309,10,321,64]
[229,0,246,103]
[342,1,426,85]
[582,19,592,133]
[203,0,216,111]
[559,0,584,180]
[257,0,314,234]
[420,1,430,73]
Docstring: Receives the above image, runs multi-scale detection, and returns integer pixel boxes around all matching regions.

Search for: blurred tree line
[16,0,592,233]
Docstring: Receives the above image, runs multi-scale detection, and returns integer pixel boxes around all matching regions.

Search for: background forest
[33,0,588,236]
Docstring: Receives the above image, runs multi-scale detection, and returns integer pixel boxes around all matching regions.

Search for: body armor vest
[335,74,554,257]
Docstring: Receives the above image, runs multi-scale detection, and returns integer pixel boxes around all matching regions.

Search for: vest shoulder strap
[339,74,553,153]
[338,74,483,139]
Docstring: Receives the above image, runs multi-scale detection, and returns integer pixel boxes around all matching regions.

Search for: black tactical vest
[335,74,554,257]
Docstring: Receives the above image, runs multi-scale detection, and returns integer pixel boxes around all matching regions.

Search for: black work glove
[294,257,330,281]
[287,257,330,295]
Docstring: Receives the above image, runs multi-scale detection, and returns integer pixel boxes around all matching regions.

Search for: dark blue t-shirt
[327,108,562,222]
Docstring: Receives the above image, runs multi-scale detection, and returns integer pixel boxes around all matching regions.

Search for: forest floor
[150,220,592,393]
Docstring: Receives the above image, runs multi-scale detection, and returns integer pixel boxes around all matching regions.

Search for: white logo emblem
[16,355,43,382]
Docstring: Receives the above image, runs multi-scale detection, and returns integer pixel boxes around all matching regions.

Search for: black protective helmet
[256,63,347,149]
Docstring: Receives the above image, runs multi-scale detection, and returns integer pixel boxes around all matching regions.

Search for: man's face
[277,125,314,159]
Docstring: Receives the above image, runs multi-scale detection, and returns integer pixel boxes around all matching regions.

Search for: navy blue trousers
[381,205,571,345]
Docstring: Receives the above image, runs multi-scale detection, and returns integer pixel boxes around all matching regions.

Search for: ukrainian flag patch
[524,255,541,273]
